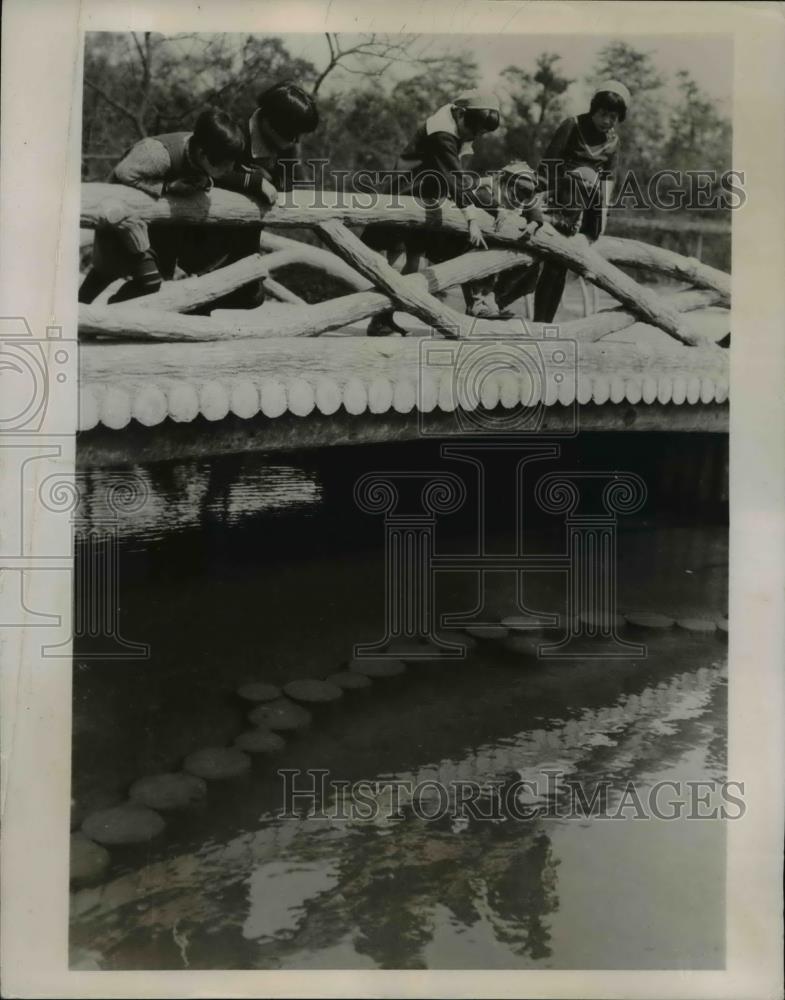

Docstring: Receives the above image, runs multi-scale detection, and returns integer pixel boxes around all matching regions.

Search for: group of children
[80,76,631,326]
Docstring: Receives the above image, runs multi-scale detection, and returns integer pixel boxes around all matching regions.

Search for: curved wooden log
[115,250,297,313]
[131,243,530,319]
[560,288,727,344]
[316,218,473,340]
[595,236,730,303]
[79,249,539,341]
[257,231,375,291]
[78,335,729,434]
[80,184,721,346]
[259,276,305,305]
[518,226,713,346]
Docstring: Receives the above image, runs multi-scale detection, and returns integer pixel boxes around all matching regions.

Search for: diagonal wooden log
[594,235,730,303]
[260,276,305,304]
[114,250,299,312]
[315,218,476,339]
[78,263,507,343]
[515,225,712,346]
[559,288,727,344]
[100,236,531,319]
[257,231,376,291]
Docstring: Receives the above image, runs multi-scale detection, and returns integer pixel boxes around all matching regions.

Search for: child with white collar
[363,90,502,335]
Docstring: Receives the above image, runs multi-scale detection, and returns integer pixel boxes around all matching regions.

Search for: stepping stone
[624,611,675,629]
[283,679,343,704]
[327,671,372,691]
[676,618,717,633]
[237,682,282,703]
[81,803,165,846]
[234,728,286,754]
[70,832,110,884]
[579,612,626,630]
[248,698,312,731]
[183,746,251,780]
[71,788,123,831]
[384,638,434,661]
[129,773,207,810]
[500,615,550,632]
[716,618,729,633]
[348,657,406,678]
[465,625,510,640]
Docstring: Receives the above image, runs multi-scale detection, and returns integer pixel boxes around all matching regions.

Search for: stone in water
[82,803,166,846]
[465,625,510,640]
[327,671,372,690]
[283,679,343,704]
[248,698,312,731]
[624,611,675,629]
[234,728,286,753]
[676,618,717,633]
[70,832,110,884]
[129,772,207,810]
[237,682,281,703]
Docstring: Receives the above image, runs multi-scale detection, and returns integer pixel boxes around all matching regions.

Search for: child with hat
[79,108,246,304]
[533,80,630,322]
[215,81,320,202]
[363,90,503,335]
[466,160,546,317]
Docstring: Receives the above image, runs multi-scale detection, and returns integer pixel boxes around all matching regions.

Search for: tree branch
[84,78,146,138]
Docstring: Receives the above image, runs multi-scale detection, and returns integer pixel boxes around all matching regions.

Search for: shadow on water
[70,433,728,971]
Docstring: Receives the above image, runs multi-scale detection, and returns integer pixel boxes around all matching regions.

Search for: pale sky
[281,32,733,116]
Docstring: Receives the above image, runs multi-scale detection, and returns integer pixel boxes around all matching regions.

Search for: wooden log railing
[80,184,729,346]
[78,182,731,445]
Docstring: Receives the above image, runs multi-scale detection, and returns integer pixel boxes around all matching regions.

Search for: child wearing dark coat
[533,80,630,323]
[80,84,319,308]
[363,90,503,335]
[216,80,319,201]
[78,108,245,304]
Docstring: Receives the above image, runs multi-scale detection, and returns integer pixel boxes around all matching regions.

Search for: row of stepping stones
[70,611,727,884]
[70,662,414,885]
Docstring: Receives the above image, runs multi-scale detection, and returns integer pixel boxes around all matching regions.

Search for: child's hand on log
[260,179,278,206]
[166,178,209,197]
[493,208,524,238]
[468,219,488,249]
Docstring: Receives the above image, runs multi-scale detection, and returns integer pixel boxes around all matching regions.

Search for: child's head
[191,109,245,177]
[256,81,319,147]
[589,80,630,132]
[498,161,538,209]
[452,91,501,140]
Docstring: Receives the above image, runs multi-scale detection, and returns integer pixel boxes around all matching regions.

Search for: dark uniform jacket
[215,110,300,199]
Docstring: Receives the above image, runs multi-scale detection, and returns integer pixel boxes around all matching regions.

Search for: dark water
[70,435,728,970]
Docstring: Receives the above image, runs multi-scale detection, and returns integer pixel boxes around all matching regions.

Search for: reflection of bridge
[70,658,725,970]
[78,185,729,467]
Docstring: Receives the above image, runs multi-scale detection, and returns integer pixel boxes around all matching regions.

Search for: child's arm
[536,118,574,194]
[111,138,173,199]
[214,165,278,206]
[425,131,489,246]
[599,145,619,235]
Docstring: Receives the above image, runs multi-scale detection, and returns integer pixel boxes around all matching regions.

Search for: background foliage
[82,33,732,266]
